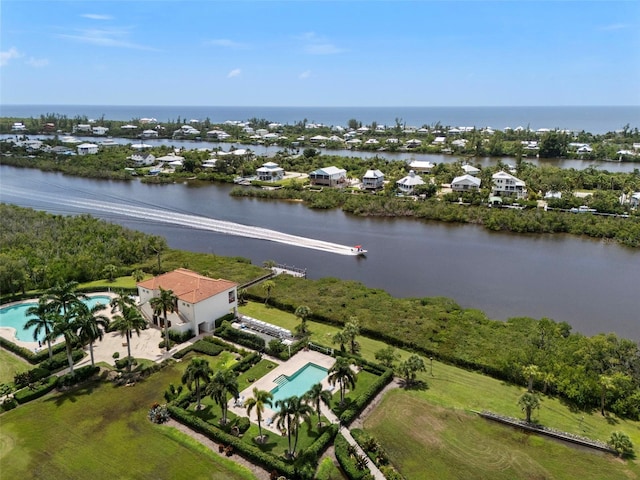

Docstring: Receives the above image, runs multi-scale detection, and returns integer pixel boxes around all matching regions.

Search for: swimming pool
[0,295,112,343]
[270,363,329,403]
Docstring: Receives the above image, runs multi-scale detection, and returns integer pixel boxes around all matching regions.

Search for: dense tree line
[253,275,640,419]
[0,205,166,294]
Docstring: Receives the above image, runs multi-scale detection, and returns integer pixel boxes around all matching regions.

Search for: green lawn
[0,362,256,480]
[365,390,640,480]
[0,347,30,384]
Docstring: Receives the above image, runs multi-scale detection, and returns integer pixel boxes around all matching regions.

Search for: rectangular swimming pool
[270,362,328,403]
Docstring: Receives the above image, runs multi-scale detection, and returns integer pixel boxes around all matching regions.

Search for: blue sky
[1,1,639,106]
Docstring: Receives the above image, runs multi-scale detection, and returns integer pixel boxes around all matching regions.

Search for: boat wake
[2,186,360,256]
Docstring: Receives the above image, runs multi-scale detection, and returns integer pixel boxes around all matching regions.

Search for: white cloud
[299,70,311,79]
[227,68,241,78]
[599,23,628,31]
[27,57,49,68]
[1,47,21,67]
[205,39,246,48]
[296,31,344,55]
[82,14,114,21]
[58,27,156,51]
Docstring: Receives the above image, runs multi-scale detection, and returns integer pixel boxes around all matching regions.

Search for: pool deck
[230,349,336,433]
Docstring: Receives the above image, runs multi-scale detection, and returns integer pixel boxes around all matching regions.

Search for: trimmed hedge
[39,349,85,373]
[334,433,370,480]
[306,423,339,459]
[231,352,261,373]
[215,321,266,351]
[57,365,100,388]
[337,368,393,426]
[14,376,57,404]
[174,340,224,359]
[0,336,67,364]
[168,405,295,478]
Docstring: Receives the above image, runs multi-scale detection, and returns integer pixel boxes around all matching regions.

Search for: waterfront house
[92,126,109,136]
[256,162,285,182]
[11,122,27,132]
[74,124,92,133]
[451,174,481,192]
[491,171,527,199]
[137,268,238,335]
[129,153,156,166]
[362,169,385,190]
[309,166,347,187]
[77,143,98,155]
[405,139,422,148]
[629,192,640,209]
[141,129,159,138]
[396,170,425,195]
[461,164,480,175]
[409,160,435,174]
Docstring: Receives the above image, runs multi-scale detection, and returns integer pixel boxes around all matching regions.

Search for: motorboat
[351,245,367,256]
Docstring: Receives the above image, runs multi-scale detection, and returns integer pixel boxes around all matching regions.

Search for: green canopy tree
[24,296,56,359]
[150,287,178,352]
[245,387,273,444]
[182,357,213,411]
[398,354,426,387]
[374,346,399,368]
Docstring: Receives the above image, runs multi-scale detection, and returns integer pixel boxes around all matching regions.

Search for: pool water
[0,295,112,343]
[270,363,328,403]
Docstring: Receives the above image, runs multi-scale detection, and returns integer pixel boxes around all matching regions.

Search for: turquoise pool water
[270,362,329,403]
[0,295,112,343]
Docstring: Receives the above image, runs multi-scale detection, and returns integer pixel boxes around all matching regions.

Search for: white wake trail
[2,187,358,255]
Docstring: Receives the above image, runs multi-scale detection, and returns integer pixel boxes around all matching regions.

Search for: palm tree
[111,305,147,371]
[24,296,56,359]
[332,330,348,352]
[261,280,275,305]
[343,318,360,354]
[150,287,178,352]
[304,383,332,428]
[207,369,239,424]
[518,392,540,423]
[110,290,135,314]
[245,387,273,444]
[50,311,80,374]
[73,301,110,367]
[181,357,213,411]
[294,305,312,337]
[287,396,313,457]
[46,280,85,315]
[328,357,357,406]
[273,398,294,456]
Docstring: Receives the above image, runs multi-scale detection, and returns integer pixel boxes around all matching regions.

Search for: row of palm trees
[24,281,148,374]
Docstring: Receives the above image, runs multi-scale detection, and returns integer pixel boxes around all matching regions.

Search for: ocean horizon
[1,105,639,134]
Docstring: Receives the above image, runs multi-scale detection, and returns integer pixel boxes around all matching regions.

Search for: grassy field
[0,361,257,480]
[0,348,30,384]
[365,390,640,480]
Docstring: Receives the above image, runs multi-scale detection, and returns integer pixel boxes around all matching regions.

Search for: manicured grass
[0,347,30,384]
[365,390,640,480]
[316,457,346,480]
[332,370,379,410]
[0,363,257,480]
[237,359,278,391]
[78,275,148,290]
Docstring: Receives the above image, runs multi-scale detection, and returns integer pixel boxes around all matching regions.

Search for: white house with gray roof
[451,174,481,192]
[396,170,425,194]
[309,166,347,187]
[362,169,385,190]
[491,171,527,199]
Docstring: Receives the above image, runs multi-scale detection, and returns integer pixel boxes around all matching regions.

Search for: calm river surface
[1,165,638,340]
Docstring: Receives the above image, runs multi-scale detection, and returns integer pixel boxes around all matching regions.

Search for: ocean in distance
[2,105,639,135]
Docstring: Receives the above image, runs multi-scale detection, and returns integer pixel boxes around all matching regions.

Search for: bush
[0,335,66,364]
[39,349,85,373]
[158,339,176,349]
[267,339,284,356]
[231,352,261,373]
[174,340,224,359]
[115,357,137,370]
[215,321,266,351]
[0,397,18,412]
[14,376,57,404]
[234,416,251,434]
[163,329,195,343]
[334,433,370,480]
[608,432,635,458]
[56,365,100,388]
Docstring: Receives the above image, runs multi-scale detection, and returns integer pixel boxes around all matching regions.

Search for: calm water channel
[1,165,638,340]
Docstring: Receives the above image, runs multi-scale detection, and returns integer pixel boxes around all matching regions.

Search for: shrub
[56,365,99,388]
[39,349,85,373]
[267,339,284,356]
[148,403,170,424]
[174,340,224,359]
[163,329,195,343]
[14,376,57,404]
[231,352,261,373]
[0,397,18,412]
[608,432,635,458]
[234,416,251,434]
[158,339,176,349]
[334,433,370,480]
[115,357,137,370]
[215,321,266,351]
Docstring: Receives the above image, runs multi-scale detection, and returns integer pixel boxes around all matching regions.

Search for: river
[1,165,638,340]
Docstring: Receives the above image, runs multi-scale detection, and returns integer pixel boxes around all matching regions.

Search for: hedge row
[231,352,261,373]
[168,405,295,478]
[334,433,370,480]
[57,365,100,388]
[14,376,58,404]
[202,335,244,354]
[0,336,67,364]
[174,340,225,359]
[306,423,339,460]
[337,369,394,426]
[215,321,266,351]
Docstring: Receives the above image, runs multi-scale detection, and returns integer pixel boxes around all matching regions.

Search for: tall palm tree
[46,280,85,315]
[73,302,110,367]
[304,383,332,428]
[49,311,79,374]
[24,296,56,359]
[245,387,273,444]
[206,369,239,425]
[294,305,312,336]
[261,280,275,305]
[328,357,357,406]
[111,305,147,371]
[273,396,314,458]
[181,357,213,411]
[110,290,135,314]
[150,287,178,352]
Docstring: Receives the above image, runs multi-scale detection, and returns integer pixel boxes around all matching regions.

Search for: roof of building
[137,268,238,304]
[397,170,425,187]
[492,170,525,186]
[452,174,481,186]
[363,169,384,179]
[311,166,346,176]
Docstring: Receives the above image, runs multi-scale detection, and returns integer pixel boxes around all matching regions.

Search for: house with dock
[256,162,285,182]
[137,268,238,335]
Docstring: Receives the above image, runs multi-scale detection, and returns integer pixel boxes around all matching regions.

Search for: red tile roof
[137,268,237,304]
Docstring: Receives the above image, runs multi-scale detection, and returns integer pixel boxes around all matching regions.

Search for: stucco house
[137,268,238,335]
[396,170,425,194]
[309,166,347,187]
[461,164,480,175]
[451,174,481,192]
[77,143,99,155]
[362,169,385,190]
[491,171,527,199]
[129,153,156,166]
[408,160,435,174]
[256,162,285,182]
[92,126,109,135]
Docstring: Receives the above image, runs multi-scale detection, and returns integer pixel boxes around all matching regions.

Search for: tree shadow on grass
[251,435,279,453]
[47,380,100,406]
[399,379,429,391]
